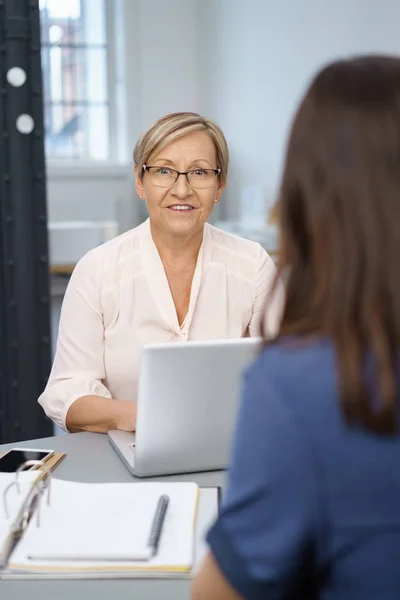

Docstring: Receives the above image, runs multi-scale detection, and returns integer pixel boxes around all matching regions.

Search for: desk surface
[0,432,225,600]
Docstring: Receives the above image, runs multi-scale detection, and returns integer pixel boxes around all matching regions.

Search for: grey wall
[197,0,400,220]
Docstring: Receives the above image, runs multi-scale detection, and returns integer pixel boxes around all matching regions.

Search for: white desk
[0,431,225,600]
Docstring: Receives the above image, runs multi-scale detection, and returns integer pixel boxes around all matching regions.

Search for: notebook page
[0,471,41,563]
[9,479,198,572]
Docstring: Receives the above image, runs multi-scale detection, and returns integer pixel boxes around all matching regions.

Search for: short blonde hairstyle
[133,112,229,186]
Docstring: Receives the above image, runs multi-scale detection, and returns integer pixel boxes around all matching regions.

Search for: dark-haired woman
[193,55,400,600]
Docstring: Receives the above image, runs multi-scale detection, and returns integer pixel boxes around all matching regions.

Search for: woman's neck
[150,221,204,267]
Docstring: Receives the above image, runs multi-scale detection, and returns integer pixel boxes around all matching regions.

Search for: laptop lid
[109,337,261,477]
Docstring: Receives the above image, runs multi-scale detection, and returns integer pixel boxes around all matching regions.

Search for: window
[39,0,110,160]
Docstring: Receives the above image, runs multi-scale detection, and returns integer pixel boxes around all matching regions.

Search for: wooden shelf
[50,264,75,275]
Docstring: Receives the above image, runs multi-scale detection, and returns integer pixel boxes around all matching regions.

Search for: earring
[214,198,218,203]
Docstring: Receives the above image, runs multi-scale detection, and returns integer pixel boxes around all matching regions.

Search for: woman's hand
[66,396,137,433]
[116,400,137,432]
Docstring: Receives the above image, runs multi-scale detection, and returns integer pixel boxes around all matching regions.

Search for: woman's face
[135,131,223,239]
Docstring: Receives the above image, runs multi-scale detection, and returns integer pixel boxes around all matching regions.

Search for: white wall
[131,0,199,130]
[198,0,400,220]
[47,164,133,223]
[118,0,200,155]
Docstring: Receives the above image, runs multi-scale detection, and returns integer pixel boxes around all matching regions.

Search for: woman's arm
[192,554,242,600]
[38,250,129,433]
[66,395,137,433]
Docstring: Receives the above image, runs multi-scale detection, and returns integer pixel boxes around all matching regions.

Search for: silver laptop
[108,337,261,477]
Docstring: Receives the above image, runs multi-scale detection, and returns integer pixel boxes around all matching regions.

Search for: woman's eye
[157,168,171,175]
[193,169,206,176]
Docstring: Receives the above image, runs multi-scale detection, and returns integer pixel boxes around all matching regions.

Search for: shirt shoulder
[205,224,273,279]
[72,221,148,292]
[253,337,336,377]
[248,337,337,418]
[81,221,145,264]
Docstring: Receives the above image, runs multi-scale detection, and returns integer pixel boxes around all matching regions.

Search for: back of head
[276,55,400,434]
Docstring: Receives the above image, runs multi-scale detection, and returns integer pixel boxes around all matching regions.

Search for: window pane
[82,0,106,45]
[65,12,84,45]
[63,46,84,104]
[44,103,84,159]
[44,103,109,160]
[39,0,109,160]
[85,105,109,160]
[84,49,108,103]
[40,11,82,46]
[40,0,81,20]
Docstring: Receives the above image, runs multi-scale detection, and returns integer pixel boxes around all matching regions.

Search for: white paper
[0,471,41,561]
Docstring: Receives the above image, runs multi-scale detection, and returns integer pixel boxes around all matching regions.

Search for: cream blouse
[39,219,282,430]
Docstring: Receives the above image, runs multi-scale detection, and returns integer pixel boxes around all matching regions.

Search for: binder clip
[2,459,52,534]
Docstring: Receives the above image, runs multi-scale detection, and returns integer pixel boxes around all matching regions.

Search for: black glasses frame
[142,164,221,187]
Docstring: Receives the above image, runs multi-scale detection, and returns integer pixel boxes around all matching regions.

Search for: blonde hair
[133,112,229,186]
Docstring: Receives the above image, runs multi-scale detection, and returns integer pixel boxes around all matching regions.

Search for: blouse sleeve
[206,359,321,600]
[38,250,112,431]
[248,245,284,338]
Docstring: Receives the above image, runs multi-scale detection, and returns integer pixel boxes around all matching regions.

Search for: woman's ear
[134,165,145,200]
[215,179,224,203]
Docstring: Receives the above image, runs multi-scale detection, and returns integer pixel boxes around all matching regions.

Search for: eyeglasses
[143,165,221,189]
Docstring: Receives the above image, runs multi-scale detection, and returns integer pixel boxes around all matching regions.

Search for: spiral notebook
[0,468,219,579]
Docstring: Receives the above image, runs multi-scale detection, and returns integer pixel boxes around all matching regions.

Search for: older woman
[39,112,282,434]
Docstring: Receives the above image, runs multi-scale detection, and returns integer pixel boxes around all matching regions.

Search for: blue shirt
[207,338,400,600]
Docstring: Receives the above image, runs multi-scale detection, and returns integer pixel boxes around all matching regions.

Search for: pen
[147,494,169,557]
[28,494,170,563]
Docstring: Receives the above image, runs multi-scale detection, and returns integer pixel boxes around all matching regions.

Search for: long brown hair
[270,55,400,434]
